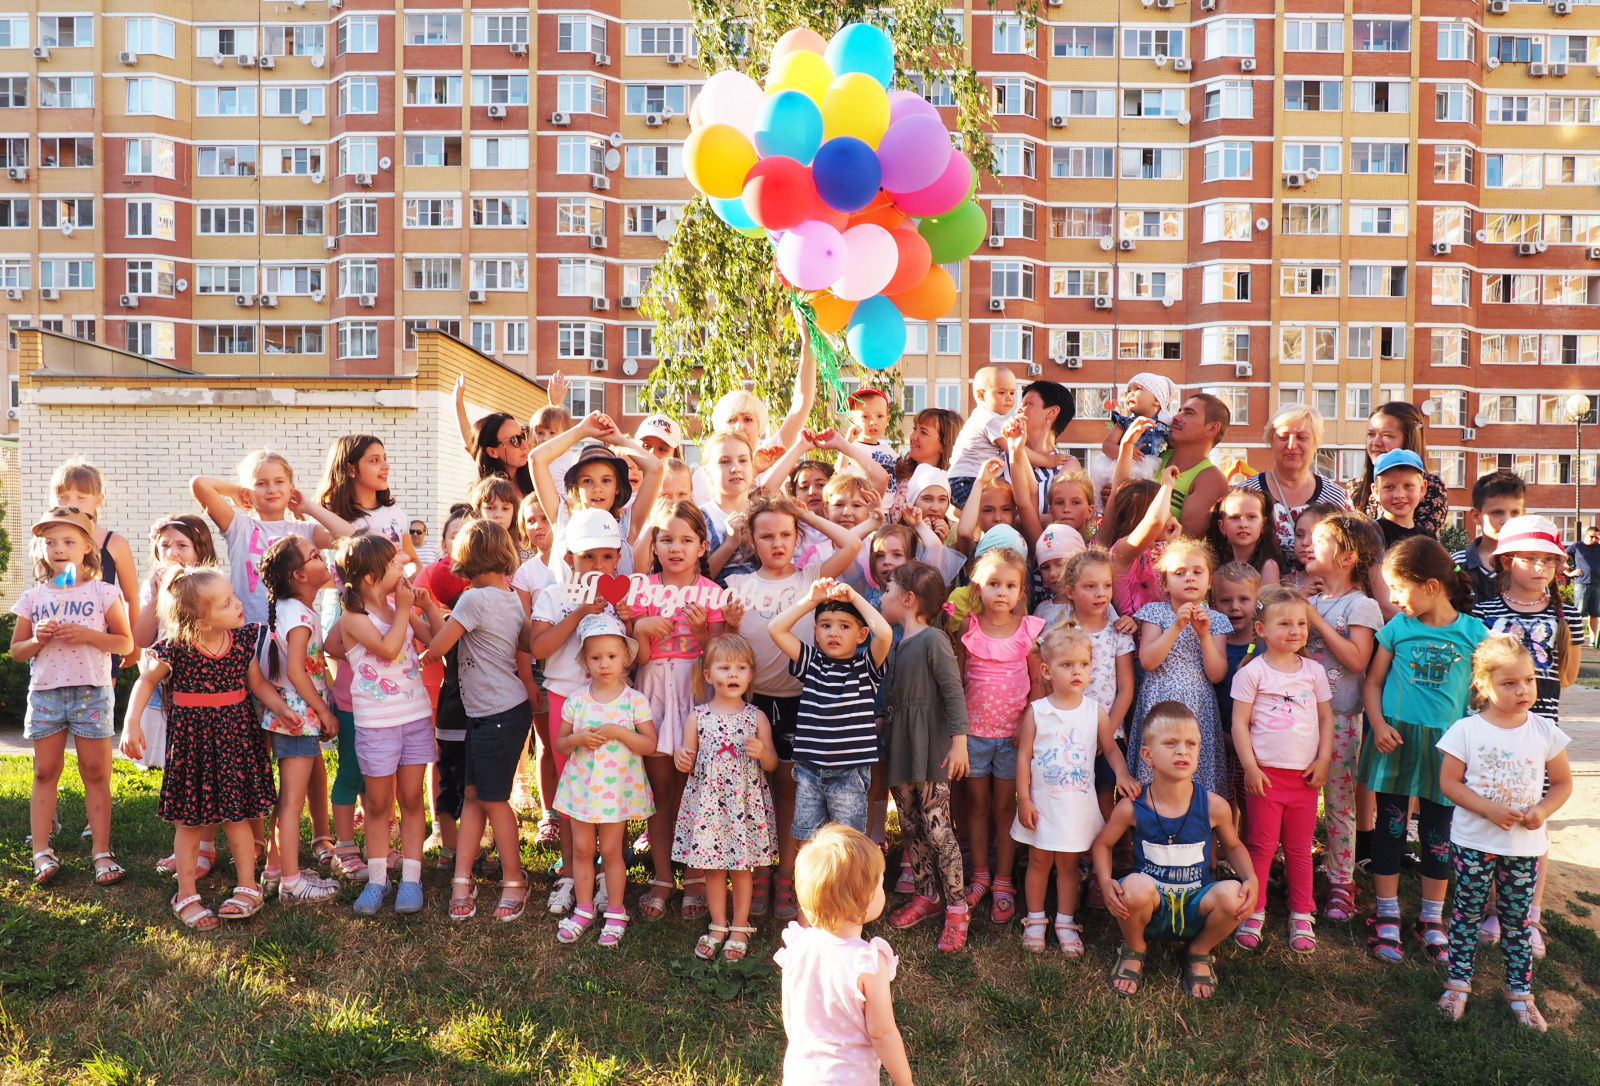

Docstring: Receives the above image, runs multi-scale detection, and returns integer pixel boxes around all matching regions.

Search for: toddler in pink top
[776,825,910,1086]
[1105,468,1181,620]
[955,546,1044,926]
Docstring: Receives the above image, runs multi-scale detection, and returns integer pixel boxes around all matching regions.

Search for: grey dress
[881,627,970,788]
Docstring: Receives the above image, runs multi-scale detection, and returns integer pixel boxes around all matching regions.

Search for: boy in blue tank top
[1092,700,1258,999]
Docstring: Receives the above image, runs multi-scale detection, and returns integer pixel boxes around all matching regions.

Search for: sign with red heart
[595,573,633,605]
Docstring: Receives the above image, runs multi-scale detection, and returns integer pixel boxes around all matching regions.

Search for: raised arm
[838,582,893,665]
[767,583,823,662]
[954,458,1005,551]
[454,374,475,456]
[286,489,356,550]
[816,429,890,493]
[190,475,241,533]
[775,312,817,449]
[1109,467,1176,575]
[528,412,610,522]
[757,431,819,493]
[807,508,865,578]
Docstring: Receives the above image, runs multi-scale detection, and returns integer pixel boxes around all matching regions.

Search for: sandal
[1506,989,1548,1032]
[894,859,916,895]
[1530,922,1547,960]
[1108,945,1146,998]
[435,845,456,872]
[1367,914,1404,963]
[989,880,1016,924]
[1021,915,1048,953]
[494,880,528,923]
[963,871,992,909]
[536,813,562,848]
[750,872,771,918]
[937,909,970,953]
[638,879,676,921]
[1182,952,1220,1000]
[171,892,218,931]
[1055,917,1084,957]
[723,925,757,962]
[1439,981,1470,1021]
[31,849,61,886]
[1412,918,1450,964]
[1234,912,1267,950]
[23,817,61,849]
[695,924,729,961]
[597,909,629,948]
[331,845,369,881]
[774,876,799,921]
[1324,882,1357,922]
[557,906,596,944]
[1288,914,1317,954]
[311,836,337,869]
[889,894,942,929]
[92,851,127,886]
[448,877,478,921]
[218,885,265,920]
[680,877,708,921]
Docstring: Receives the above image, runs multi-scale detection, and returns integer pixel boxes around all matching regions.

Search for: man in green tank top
[1113,392,1231,538]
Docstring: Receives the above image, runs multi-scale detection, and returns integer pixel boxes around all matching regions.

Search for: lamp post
[1566,392,1592,542]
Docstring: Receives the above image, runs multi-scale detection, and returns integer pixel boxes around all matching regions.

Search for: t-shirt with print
[353,504,408,552]
[1306,591,1385,715]
[1376,612,1489,730]
[343,612,430,729]
[633,574,725,659]
[790,642,885,768]
[450,584,529,718]
[530,588,617,699]
[1065,607,1136,738]
[260,597,332,736]
[1230,655,1332,770]
[1437,712,1570,856]
[947,406,1007,480]
[727,558,823,697]
[1473,595,1582,719]
[12,581,124,690]
[223,514,319,626]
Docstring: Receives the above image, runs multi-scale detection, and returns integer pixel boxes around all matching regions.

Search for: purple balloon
[877,114,953,194]
[776,219,848,290]
[888,152,972,217]
[888,89,940,126]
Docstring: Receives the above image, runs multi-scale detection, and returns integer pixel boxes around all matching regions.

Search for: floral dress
[553,684,656,823]
[672,703,778,870]
[150,625,276,826]
[1127,601,1234,798]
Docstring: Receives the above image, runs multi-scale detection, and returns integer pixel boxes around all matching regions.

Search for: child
[1453,470,1528,607]
[1359,537,1488,963]
[122,569,293,928]
[1285,503,1342,592]
[769,578,893,840]
[1301,514,1382,920]
[824,472,881,536]
[335,534,446,917]
[531,412,662,576]
[947,365,1018,508]
[1013,626,1109,955]
[469,476,526,556]
[422,520,535,924]
[191,451,354,625]
[1437,636,1572,1032]
[953,459,1019,555]
[131,515,218,776]
[672,635,779,961]
[1205,487,1283,585]
[847,387,899,479]
[1039,471,1096,542]
[953,546,1045,924]
[50,459,140,666]
[256,536,342,905]
[633,501,726,920]
[702,429,758,579]
[1104,471,1180,620]
[317,434,419,567]
[1089,373,1177,498]
[1060,548,1138,823]
[1211,561,1261,733]
[879,561,972,952]
[659,456,696,506]
[13,507,134,887]
[552,614,658,947]
[1130,538,1232,796]
[775,824,911,1086]
[1229,586,1334,953]
[1370,449,1432,550]
[944,524,1028,632]
[1094,701,1258,999]
[788,458,835,518]
[1031,522,1088,630]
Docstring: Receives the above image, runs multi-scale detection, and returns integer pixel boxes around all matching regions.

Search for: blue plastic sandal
[352,880,390,916]
[393,880,425,915]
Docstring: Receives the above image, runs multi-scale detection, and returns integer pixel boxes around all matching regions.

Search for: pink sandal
[989,880,1016,924]
[889,894,941,929]
[1324,883,1357,921]
[937,909,970,953]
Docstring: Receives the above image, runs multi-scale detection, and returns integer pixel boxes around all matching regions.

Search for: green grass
[3,753,1600,1085]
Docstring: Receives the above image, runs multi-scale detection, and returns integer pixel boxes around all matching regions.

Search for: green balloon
[918,200,987,264]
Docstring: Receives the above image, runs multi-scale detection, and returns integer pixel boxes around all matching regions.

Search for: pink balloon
[699,70,765,141]
[888,90,941,126]
[888,152,971,217]
[877,114,953,193]
[777,219,848,290]
[832,223,898,301]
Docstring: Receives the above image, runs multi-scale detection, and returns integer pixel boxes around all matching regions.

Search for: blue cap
[1373,449,1426,476]
[974,524,1027,559]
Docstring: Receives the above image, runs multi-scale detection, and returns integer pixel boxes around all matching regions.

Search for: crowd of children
[13,369,1581,1083]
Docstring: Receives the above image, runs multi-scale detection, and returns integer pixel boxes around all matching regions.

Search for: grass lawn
[4,755,1600,1085]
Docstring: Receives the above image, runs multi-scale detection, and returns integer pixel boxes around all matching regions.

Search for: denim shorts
[464,700,533,803]
[354,717,437,777]
[949,476,975,509]
[967,735,1017,780]
[25,685,115,741]
[791,762,873,841]
[270,731,323,759]
[1142,879,1217,942]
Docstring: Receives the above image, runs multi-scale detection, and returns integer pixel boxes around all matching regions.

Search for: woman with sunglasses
[455,373,573,500]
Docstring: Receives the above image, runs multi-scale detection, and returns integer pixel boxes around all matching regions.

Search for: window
[124,77,175,118]
[624,83,689,116]
[262,324,325,355]
[1551,35,1591,65]
[908,73,956,107]
[264,205,323,238]
[0,77,26,109]
[905,323,929,355]
[400,319,459,350]
[338,77,378,115]
[1283,80,1341,112]
[1486,154,1542,189]
[263,86,325,117]
[471,258,527,291]
[1052,147,1115,179]
[1435,84,1473,123]
[473,197,528,227]
[405,13,461,46]
[558,322,605,359]
[196,27,254,56]
[935,380,961,410]
[39,137,91,170]
[557,197,605,235]
[504,322,528,354]
[473,15,528,45]
[337,16,378,54]
[1434,207,1472,244]
[125,200,175,240]
[1283,144,1340,174]
[196,86,255,117]
[1124,147,1185,180]
[1054,26,1115,57]
[0,17,27,48]
[1348,265,1407,298]
[39,76,93,109]
[990,324,1033,363]
[1197,204,1248,243]
[38,16,92,48]
[0,198,26,228]
[1487,95,1542,125]
[1203,142,1252,181]
[126,259,176,296]
[198,325,256,355]
[339,259,379,298]
[1543,274,1600,306]
[1545,213,1600,245]
[1202,386,1249,425]
[936,322,961,355]
[1482,394,1537,424]
[990,261,1035,300]
[1124,89,1185,118]
[1346,326,1406,359]
[1350,143,1407,175]
[1483,214,1541,244]
[1353,81,1410,114]
[557,15,606,54]
[623,265,653,298]
[1123,28,1184,58]
[1431,267,1471,306]
[1437,21,1474,61]
[39,199,91,230]
[472,74,529,107]
[1434,451,1468,490]
[1202,326,1251,365]
[1050,268,1113,298]
[264,24,324,56]
[1120,268,1181,301]
[1204,82,1253,120]
[0,138,23,169]
[125,18,174,57]
[558,135,606,175]
[992,138,1035,178]
[125,138,174,177]
[471,137,529,169]
[197,206,255,235]
[624,144,681,177]
[1281,203,1339,235]
[1280,266,1338,297]
[126,322,176,360]
[402,135,461,168]
[624,326,655,359]
[1353,206,1406,236]
[1051,206,1114,238]
[1201,264,1251,303]
[1548,97,1600,125]
[1312,388,1338,419]
[564,379,605,417]
[197,145,257,177]
[1546,154,1600,186]
[1489,34,1543,64]
[1482,273,1540,304]
[627,24,689,56]
[557,258,605,297]
[993,16,1034,55]
[197,265,255,295]
[469,322,495,355]
[1435,145,1475,185]
[406,76,461,107]
[989,199,1036,239]
[1120,329,1183,360]
[1431,329,1470,367]
[991,77,1035,117]
[39,259,92,291]
[1205,20,1255,59]
[1284,20,1341,52]
[1354,19,1409,52]
[403,199,457,228]
[901,380,928,415]
[337,322,379,360]
[1122,209,1183,240]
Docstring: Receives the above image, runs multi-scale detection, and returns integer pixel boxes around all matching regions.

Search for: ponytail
[1383,536,1473,615]
[265,592,282,683]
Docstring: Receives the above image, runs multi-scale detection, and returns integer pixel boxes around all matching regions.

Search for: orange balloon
[811,204,850,232]
[888,265,956,321]
[848,193,905,232]
[771,27,828,64]
[809,292,856,333]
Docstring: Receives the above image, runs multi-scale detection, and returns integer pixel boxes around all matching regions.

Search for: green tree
[641,0,1033,438]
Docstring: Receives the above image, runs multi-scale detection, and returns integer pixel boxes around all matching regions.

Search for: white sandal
[92,851,127,886]
[680,876,708,920]
[1506,990,1548,1032]
[1021,915,1048,953]
[695,924,729,960]
[32,849,62,886]
[171,892,219,931]
[448,876,478,921]
[723,925,757,962]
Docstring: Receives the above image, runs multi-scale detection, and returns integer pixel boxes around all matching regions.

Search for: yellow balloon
[683,124,757,200]
[820,72,891,148]
[766,49,834,104]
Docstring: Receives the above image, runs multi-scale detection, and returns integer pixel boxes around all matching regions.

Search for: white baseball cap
[635,414,684,450]
[565,507,623,554]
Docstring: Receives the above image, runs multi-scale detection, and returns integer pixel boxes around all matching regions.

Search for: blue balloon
[846,294,906,371]
[825,23,895,88]
[754,90,824,165]
[710,195,757,230]
[812,137,881,213]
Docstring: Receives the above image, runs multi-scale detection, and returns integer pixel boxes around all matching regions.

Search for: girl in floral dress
[672,635,779,962]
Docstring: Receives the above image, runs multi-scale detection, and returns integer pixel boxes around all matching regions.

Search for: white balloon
[698,70,765,142]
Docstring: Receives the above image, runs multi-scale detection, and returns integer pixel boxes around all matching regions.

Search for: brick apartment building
[2,1,1599,532]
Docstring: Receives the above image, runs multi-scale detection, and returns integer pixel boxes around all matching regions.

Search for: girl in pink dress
[954,546,1045,925]
[1104,470,1181,620]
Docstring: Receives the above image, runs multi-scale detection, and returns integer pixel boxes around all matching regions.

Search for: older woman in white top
[1240,403,1351,560]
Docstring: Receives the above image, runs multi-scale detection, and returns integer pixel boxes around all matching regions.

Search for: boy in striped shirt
[769,578,894,841]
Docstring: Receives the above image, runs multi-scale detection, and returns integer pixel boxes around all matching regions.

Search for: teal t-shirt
[1377,612,1488,729]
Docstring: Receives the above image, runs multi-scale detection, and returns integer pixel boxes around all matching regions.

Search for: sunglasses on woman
[502,428,529,449]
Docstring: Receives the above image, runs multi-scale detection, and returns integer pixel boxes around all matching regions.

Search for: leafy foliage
[669,951,777,1001]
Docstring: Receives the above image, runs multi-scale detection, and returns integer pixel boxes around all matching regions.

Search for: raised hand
[721,597,746,629]
[544,371,570,414]
[976,457,1005,486]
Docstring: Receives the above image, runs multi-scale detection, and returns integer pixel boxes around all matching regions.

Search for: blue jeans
[791,762,873,841]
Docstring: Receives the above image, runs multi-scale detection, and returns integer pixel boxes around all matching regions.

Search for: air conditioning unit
[358,294,376,307]
[5,288,21,301]
[468,289,487,303]
[324,235,338,250]
[1555,0,1574,12]
[1432,242,1453,256]
[593,53,611,67]
[235,294,255,307]
[40,288,59,301]
[354,173,373,186]
[1551,63,1569,76]
[310,171,325,184]
[1489,0,1510,11]
[552,111,571,127]
[1093,295,1112,310]
[311,290,324,303]
[510,43,528,56]
[987,236,1004,248]
[260,294,279,308]
[1199,0,1216,9]
[989,298,1006,312]
[590,296,609,311]
[1462,427,1477,442]
[620,295,638,308]
[1155,0,1174,8]
[237,54,255,67]
[1588,247,1600,260]
[1119,238,1136,251]
[1026,363,1043,377]
[116,295,138,310]
[589,358,608,372]
[487,104,508,119]
[1285,172,1306,188]
[667,53,684,66]
[31,46,49,61]
[1239,58,1256,72]
[118,51,137,65]
[329,0,342,8]
[259,54,275,69]
[1066,356,1083,369]
[1517,242,1538,255]
[646,112,664,127]
[588,234,606,249]
[311,53,324,68]
[1529,62,1548,76]
[5,408,16,420]
[590,174,609,191]
[1173,57,1193,71]
[1047,113,1069,130]
[7,167,25,181]
[1235,363,1252,378]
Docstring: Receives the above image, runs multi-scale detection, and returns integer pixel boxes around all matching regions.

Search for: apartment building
[1,1,1598,529]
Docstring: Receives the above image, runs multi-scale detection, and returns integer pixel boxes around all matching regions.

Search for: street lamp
[1566,392,1592,542]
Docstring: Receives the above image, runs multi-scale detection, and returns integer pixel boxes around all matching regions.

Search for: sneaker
[279,873,341,906]
[352,880,390,916]
[547,877,576,915]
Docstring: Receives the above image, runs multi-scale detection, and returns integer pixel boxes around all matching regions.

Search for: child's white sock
[1419,898,1444,924]
[1055,912,1074,927]
[368,858,389,886]
[1527,905,1542,924]
[1376,895,1400,918]
[1027,910,1047,922]
[401,858,422,883]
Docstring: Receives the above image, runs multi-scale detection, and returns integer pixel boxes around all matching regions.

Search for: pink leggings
[546,692,570,778]
[1244,765,1319,915]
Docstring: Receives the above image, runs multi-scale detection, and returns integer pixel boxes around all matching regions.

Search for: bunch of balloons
[682,23,984,371]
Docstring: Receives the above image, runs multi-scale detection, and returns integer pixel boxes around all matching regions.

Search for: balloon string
[790,290,852,417]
